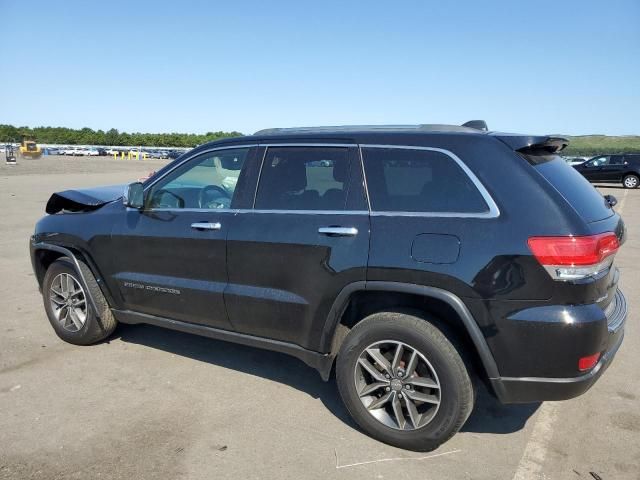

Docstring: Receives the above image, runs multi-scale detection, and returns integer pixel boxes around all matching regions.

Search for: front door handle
[191,222,221,231]
[318,226,358,236]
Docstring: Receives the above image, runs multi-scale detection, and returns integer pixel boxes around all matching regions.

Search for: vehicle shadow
[114,323,358,429]
[115,323,539,435]
[461,380,540,434]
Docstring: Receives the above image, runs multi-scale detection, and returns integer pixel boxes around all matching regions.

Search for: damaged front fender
[46,184,126,214]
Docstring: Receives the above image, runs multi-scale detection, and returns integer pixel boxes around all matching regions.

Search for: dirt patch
[610,412,640,432]
[0,411,194,480]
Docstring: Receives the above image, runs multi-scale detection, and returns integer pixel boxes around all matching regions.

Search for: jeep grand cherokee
[30,121,627,451]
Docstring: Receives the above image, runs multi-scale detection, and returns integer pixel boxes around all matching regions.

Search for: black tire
[42,257,117,345]
[623,174,639,189]
[336,310,474,451]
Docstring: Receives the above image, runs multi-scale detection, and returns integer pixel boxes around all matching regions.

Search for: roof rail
[254,123,485,135]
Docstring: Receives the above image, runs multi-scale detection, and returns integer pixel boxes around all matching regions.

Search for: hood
[46,184,125,214]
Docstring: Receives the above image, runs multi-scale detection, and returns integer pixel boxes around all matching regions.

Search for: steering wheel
[149,189,185,209]
[199,185,231,209]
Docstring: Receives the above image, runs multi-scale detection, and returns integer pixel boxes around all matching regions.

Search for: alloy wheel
[624,176,638,188]
[354,340,441,430]
[49,273,87,332]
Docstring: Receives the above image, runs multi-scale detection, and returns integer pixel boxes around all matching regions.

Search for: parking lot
[0,155,638,479]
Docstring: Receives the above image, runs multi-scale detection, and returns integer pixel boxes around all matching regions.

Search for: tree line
[2,124,638,155]
[0,124,243,147]
[562,135,640,156]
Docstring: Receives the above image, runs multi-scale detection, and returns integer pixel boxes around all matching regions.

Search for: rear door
[110,146,256,329]
[599,155,625,181]
[362,145,499,294]
[225,143,369,351]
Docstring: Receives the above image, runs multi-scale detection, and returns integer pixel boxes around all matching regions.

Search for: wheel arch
[322,281,500,380]
[31,242,116,313]
[623,171,640,183]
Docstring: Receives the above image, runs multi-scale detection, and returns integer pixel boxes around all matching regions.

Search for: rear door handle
[191,222,221,231]
[318,227,358,236]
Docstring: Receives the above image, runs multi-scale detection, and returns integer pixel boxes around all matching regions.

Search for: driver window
[587,156,608,167]
[147,148,248,210]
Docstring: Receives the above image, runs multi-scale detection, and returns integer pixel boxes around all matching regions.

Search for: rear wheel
[336,311,474,451]
[43,257,117,345]
[623,174,639,189]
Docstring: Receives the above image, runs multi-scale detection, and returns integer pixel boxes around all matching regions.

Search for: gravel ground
[0,155,638,479]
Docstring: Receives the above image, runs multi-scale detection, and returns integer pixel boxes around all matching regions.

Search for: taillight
[528,233,619,281]
[578,353,601,371]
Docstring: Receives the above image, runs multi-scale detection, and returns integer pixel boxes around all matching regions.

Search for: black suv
[30,122,627,451]
[573,153,640,188]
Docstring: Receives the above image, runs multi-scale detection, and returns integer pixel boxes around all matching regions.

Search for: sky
[0,0,638,136]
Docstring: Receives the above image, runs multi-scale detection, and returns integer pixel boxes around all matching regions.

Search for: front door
[225,144,370,351]
[110,146,255,329]
[581,156,609,181]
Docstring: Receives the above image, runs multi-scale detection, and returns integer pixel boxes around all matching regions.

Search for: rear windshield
[522,154,613,223]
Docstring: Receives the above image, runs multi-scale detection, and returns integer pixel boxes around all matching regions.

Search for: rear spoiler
[492,133,569,154]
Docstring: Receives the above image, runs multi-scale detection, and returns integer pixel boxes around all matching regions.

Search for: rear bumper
[491,288,627,404]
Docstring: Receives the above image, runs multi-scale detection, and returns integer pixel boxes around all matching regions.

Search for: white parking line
[335,448,461,469]
[617,189,629,215]
[511,403,560,480]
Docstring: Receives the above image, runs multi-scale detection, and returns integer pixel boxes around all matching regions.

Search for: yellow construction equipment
[19,135,42,159]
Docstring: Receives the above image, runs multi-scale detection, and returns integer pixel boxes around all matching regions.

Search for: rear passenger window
[255,147,350,210]
[362,147,489,213]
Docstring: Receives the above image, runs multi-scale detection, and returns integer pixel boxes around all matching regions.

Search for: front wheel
[623,174,639,189]
[42,257,117,345]
[336,311,474,451]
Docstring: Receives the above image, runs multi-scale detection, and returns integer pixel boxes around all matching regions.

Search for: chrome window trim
[141,208,369,215]
[258,143,357,148]
[141,142,499,218]
[252,145,268,208]
[236,209,369,215]
[142,208,236,213]
[359,144,500,219]
[357,146,373,211]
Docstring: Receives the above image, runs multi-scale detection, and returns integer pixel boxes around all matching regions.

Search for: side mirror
[604,194,617,208]
[124,182,144,209]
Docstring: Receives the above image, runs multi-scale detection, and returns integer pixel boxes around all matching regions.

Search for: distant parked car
[63,147,81,156]
[105,148,120,155]
[573,154,640,189]
[96,148,107,156]
[86,148,100,156]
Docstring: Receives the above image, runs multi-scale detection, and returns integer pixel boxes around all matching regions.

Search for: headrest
[332,159,348,183]
[269,156,307,192]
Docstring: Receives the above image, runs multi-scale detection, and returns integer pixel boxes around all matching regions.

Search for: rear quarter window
[522,154,613,223]
[362,147,490,214]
